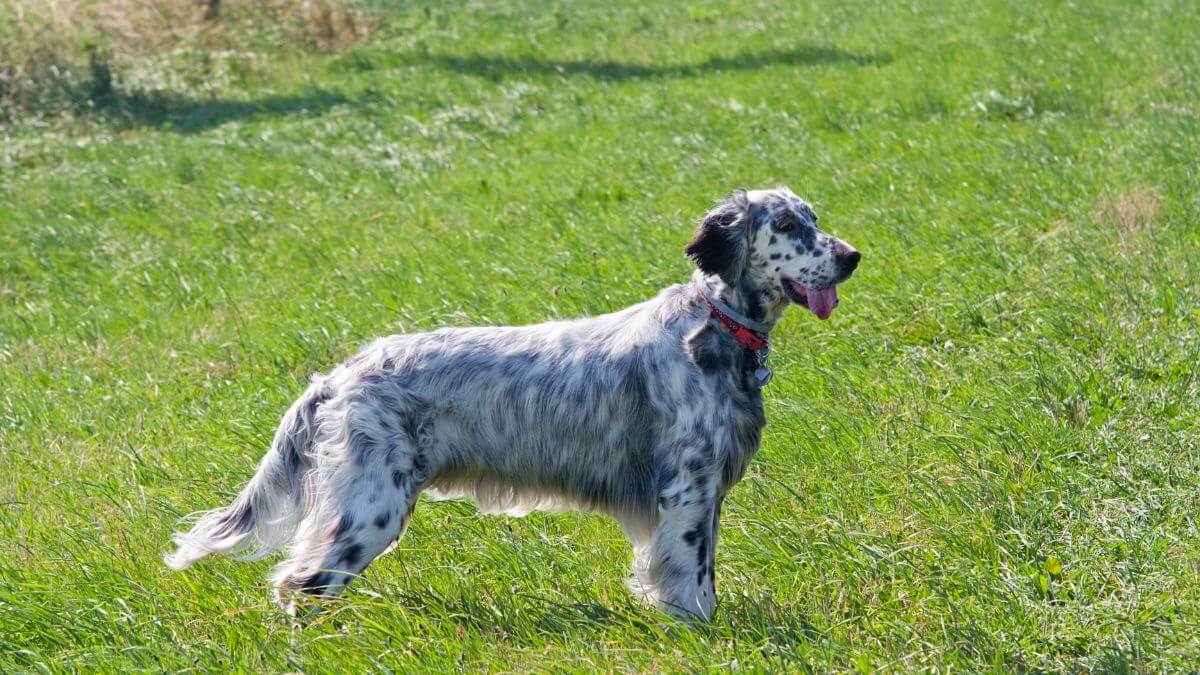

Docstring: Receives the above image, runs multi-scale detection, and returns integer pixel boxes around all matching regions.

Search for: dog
[165,187,860,621]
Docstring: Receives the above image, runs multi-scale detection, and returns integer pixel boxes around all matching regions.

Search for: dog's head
[685,187,860,320]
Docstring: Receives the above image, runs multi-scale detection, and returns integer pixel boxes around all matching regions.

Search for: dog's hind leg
[271,463,423,615]
[270,396,430,615]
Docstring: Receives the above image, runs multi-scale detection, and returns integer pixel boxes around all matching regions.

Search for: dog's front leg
[629,457,719,621]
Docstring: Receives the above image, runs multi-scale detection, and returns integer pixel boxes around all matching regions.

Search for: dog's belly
[424,390,658,517]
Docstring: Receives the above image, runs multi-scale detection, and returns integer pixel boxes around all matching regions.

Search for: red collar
[697,286,769,352]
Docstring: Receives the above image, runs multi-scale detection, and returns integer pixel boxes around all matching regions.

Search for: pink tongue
[807,286,838,320]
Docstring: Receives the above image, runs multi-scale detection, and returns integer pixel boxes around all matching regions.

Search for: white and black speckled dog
[166,187,860,621]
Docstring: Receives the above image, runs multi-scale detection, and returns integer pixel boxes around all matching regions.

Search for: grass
[0,0,369,119]
[2,0,1199,670]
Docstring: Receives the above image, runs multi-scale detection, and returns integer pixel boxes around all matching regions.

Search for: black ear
[685,190,750,282]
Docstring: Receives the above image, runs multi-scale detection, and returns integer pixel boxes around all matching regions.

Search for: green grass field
[3,0,1199,670]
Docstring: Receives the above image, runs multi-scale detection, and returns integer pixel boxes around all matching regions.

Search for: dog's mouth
[782,279,839,320]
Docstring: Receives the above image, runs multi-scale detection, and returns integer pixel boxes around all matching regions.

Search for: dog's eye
[776,219,795,233]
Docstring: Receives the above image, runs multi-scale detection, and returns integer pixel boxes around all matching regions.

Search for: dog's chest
[715,349,767,491]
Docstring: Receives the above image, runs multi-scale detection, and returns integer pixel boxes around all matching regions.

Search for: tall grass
[0,0,369,119]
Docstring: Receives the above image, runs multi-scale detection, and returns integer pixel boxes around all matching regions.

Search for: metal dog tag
[754,365,773,386]
[753,346,772,386]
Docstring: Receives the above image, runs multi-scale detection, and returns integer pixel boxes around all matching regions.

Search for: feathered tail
[164,378,329,570]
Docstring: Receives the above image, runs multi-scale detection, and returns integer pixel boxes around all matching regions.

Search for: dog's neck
[692,271,788,334]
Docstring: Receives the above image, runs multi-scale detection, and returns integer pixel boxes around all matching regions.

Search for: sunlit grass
[2,0,1199,669]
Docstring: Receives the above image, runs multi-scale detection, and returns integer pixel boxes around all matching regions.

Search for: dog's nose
[840,249,861,272]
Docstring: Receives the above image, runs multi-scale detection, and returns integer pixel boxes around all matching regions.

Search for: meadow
[2,0,1199,670]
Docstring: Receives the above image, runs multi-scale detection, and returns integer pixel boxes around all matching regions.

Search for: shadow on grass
[45,44,882,132]
[91,88,353,134]
[300,592,633,646]
[320,584,824,650]
[397,44,889,81]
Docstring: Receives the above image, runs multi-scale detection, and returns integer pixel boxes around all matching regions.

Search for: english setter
[166,187,861,621]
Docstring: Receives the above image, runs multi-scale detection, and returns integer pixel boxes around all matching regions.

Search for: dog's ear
[685,190,750,282]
